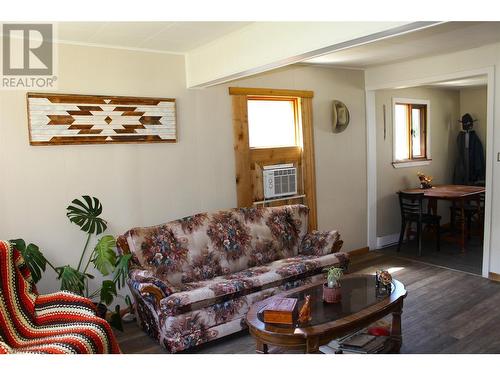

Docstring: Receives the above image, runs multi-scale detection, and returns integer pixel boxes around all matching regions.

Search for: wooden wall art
[27,93,176,145]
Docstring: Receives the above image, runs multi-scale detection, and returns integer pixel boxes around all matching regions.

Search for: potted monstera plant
[10,195,132,331]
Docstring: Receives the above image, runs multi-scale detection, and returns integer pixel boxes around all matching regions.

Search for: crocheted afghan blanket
[0,240,120,354]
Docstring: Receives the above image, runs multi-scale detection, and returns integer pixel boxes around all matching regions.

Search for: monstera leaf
[91,235,116,276]
[100,280,117,306]
[66,196,108,235]
[10,239,48,284]
[113,253,132,288]
[56,265,86,295]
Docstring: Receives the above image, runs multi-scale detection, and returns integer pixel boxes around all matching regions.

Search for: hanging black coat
[453,130,485,185]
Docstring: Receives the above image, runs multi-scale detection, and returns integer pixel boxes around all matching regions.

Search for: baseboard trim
[489,272,500,282]
[376,233,401,249]
[347,246,370,257]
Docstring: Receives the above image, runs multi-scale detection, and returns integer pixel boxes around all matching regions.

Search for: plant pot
[94,302,108,319]
[323,283,341,303]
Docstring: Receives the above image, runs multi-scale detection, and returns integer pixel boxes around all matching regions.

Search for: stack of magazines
[319,330,390,354]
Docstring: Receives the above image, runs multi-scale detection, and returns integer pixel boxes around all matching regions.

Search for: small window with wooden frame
[392,98,431,168]
[229,87,317,231]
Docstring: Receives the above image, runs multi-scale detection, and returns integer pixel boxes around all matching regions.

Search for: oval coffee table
[246,274,407,354]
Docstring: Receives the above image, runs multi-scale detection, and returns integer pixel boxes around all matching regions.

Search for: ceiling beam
[185,21,441,88]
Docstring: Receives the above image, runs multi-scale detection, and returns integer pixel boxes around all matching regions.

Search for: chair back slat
[397,192,424,218]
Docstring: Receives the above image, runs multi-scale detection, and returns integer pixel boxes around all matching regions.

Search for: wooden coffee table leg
[391,303,403,353]
[255,340,269,354]
[306,337,320,353]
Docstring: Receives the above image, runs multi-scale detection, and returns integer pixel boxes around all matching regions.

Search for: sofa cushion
[299,230,344,256]
[124,205,309,287]
[160,252,348,316]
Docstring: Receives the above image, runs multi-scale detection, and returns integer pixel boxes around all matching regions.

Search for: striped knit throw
[0,240,121,354]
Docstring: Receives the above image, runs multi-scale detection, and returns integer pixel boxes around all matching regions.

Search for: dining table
[400,184,485,252]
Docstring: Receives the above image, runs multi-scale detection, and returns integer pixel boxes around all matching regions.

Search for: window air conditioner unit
[263,164,297,199]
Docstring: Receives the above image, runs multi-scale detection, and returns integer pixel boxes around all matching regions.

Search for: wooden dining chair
[449,192,485,242]
[397,191,441,256]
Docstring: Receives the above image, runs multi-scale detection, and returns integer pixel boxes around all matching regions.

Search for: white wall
[0,43,368,297]
[459,86,488,152]
[366,42,499,274]
[0,44,235,297]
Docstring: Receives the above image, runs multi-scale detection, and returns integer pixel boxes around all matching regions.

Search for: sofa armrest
[299,230,344,256]
[128,269,175,310]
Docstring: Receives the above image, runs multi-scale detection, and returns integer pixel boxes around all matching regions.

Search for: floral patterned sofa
[117,204,348,353]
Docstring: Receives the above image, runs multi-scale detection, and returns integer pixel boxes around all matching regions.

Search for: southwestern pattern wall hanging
[27,93,177,145]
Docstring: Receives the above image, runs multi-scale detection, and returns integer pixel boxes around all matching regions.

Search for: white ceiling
[424,75,488,90]
[56,22,500,66]
[56,22,252,53]
[304,22,500,68]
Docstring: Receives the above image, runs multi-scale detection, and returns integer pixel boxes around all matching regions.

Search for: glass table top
[258,275,393,328]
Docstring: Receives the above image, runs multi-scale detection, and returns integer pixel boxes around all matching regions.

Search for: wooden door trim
[301,97,317,230]
[232,95,253,207]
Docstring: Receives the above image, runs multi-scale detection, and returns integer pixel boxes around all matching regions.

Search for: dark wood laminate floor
[115,251,500,354]
[381,236,483,275]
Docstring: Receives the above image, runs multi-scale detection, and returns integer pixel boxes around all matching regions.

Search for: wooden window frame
[229,87,317,231]
[392,98,431,169]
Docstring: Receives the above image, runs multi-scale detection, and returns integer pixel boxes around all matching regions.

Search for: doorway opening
[366,71,492,277]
